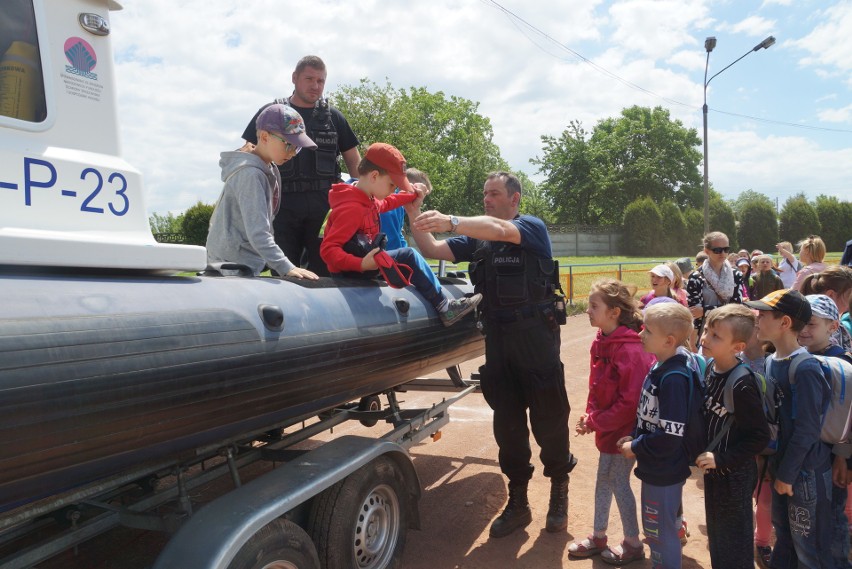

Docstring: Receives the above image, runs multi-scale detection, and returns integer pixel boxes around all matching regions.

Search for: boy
[378,168,431,250]
[751,254,784,300]
[618,302,696,569]
[320,143,481,326]
[207,104,319,280]
[745,289,832,568]
[695,304,770,569]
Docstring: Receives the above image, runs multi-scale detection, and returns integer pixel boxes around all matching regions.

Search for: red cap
[364,143,413,193]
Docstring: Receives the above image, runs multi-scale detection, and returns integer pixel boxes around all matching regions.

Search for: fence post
[617,263,623,280]
[568,265,574,305]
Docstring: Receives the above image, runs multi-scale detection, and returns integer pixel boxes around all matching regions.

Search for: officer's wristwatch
[450,215,459,233]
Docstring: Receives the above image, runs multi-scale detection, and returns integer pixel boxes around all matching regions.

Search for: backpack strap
[786,352,818,422]
[706,362,752,452]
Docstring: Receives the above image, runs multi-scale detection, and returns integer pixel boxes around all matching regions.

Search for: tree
[516,173,554,223]
[709,192,737,250]
[737,200,778,253]
[729,190,774,218]
[813,195,851,252]
[149,211,184,234]
[622,198,662,256]
[332,80,507,217]
[683,208,705,256]
[181,201,215,246]
[779,193,821,245]
[658,201,688,256]
[533,106,702,226]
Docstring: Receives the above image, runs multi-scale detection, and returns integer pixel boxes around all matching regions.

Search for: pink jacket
[585,326,656,454]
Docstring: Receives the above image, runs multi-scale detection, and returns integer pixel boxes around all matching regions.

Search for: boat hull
[0,271,484,513]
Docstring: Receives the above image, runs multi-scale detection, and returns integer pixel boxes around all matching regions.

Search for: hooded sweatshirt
[206,151,295,277]
[320,182,417,274]
[585,326,656,454]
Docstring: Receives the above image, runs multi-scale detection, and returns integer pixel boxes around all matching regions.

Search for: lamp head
[705,36,717,52]
[754,36,776,51]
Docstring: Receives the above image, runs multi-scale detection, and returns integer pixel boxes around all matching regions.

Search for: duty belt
[282,180,332,193]
[488,302,554,324]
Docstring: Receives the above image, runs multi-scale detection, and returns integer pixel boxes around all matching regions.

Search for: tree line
[150,80,851,252]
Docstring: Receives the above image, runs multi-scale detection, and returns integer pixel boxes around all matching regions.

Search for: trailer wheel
[308,456,407,569]
[228,518,320,569]
[358,395,382,427]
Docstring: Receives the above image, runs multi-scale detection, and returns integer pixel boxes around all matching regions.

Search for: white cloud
[817,104,852,123]
[791,1,852,77]
[726,15,777,37]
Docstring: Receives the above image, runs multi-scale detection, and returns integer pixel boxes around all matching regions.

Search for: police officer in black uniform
[242,55,360,276]
[406,171,575,538]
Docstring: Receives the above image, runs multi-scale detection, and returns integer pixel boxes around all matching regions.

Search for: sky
[109,0,852,217]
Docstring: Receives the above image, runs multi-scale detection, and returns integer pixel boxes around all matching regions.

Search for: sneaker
[678,520,690,545]
[754,545,772,569]
[439,294,482,327]
[567,535,607,558]
[601,541,645,566]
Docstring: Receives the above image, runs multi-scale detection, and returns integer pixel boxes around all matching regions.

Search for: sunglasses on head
[709,246,730,254]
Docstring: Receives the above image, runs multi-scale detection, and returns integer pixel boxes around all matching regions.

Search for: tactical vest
[275,97,340,192]
[469,239,557,313]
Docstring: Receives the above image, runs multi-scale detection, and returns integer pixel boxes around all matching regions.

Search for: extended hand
[286,267,318,280]
[413,210,451,234]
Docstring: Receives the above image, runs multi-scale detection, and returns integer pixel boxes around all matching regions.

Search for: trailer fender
[151,435,420,569]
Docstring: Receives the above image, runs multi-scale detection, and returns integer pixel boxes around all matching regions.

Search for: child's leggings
[593,452,640,538]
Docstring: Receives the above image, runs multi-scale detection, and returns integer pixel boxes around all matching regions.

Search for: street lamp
[702,35,776,234]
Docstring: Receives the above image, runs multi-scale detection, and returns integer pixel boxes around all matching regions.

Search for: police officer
[242,55,360,276]
[407,171,576,538]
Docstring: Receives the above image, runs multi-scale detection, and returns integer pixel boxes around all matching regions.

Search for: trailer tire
[358,395,382,427]
[228,518,320,569]
[308,456,407,569]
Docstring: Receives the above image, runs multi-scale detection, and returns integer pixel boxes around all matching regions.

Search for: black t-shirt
[241,99,359,156]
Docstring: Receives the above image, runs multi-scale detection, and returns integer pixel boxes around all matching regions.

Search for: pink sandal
[601,541,645,566]
[567,534,607,558]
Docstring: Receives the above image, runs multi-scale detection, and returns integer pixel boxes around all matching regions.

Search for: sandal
[601,541,645,566]
[567,534,607,558]
[755,545,772,569]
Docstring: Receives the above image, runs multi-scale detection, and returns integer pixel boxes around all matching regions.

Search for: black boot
[545,476,569,532]
[489,482,532,538]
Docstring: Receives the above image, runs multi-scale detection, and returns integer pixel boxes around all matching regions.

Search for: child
[639,264,676,308]
[207,104,319,280]
[776,241,802,289]
[750,254,784,301]
[695,304,770,568]
[378,168,432,250]
[735,257,752,300]
[618,302,696,569]
[320,143,481,327]
[744,289,832,568]
[665,262,689,306]
[569,279,655,564]
[739,324,774,569]
[801,265,852,350]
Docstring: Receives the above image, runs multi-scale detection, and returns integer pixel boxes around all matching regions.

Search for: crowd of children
[570,233,852,568]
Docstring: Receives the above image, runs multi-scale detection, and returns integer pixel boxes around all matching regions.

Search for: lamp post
[702,35,776,234]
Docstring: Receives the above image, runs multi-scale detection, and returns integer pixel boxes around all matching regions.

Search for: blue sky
[110,0,852,216]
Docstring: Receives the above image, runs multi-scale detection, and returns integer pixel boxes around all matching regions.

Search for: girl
[775,241,801,289]
[639,264,676,308]
[666,261,689,306]
[569,279,655,565]
[792,235,828,291]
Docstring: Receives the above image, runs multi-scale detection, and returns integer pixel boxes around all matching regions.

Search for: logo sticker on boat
[61,37,103,103]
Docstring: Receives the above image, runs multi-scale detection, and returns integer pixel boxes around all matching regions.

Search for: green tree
[622,198,663,256]
[657,201,688,257]
[737,200,778,253]
[683,208,705,255]
[332,80,507,217]
[709,192,737,250]
[181,201,215,246]
[532,121,597,224]
[729,189,774,218]
[813,195,851,252]
[516,173,554,223]
[149,211,184,234]
[779,193,821,245]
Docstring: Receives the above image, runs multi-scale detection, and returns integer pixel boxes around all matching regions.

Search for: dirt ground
[35,314,718,568]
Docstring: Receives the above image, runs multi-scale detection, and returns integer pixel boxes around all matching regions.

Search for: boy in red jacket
[320,143,480,326]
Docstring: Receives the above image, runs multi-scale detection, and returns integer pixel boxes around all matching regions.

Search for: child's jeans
[386,247,443,307]
[830,483,851,568]
[705,461,757,568]
[770,465,833,569]
[641,481,683,569]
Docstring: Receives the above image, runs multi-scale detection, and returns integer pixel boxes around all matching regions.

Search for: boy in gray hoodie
[206,104,318,279]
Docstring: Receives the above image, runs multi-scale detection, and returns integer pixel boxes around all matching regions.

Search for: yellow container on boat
[0,41,41,121]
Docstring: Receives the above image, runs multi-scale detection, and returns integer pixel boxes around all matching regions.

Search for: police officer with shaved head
[406,171,575,538]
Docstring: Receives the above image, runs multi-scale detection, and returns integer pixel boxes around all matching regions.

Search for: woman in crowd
[792,235,827,291]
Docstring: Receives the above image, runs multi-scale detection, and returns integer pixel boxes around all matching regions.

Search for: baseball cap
[736,257,750,268]
[649,264,674,282]
[806,294,840,322]
[745,289,812,323]
[643,296,678,312]
[363,143,414,193]
[675,257,692,275]
[256,104,317,149]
